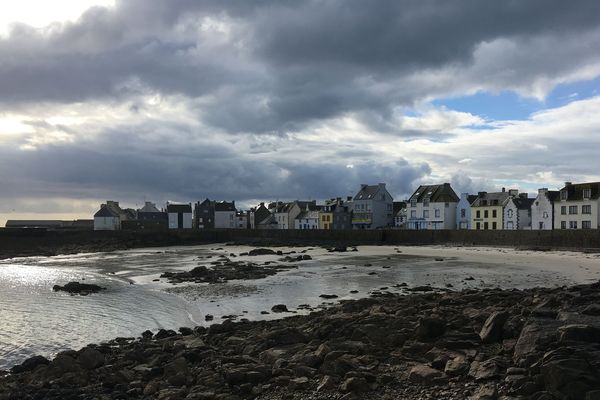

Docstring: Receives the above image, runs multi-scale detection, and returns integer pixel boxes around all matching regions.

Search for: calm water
[0,244,570,370]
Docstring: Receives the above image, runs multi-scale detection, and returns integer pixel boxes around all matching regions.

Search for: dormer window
[410,199,417,207]
[560,190,568,200]
[423,198,430,207]
[583,188,591,199]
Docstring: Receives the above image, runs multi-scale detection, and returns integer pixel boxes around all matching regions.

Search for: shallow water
[0,244,571,369]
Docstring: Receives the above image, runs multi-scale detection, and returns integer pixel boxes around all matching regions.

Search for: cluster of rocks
[4,282,600,399]
[52,281,106,295]
[160,260,297,284]
[327,245,359,253]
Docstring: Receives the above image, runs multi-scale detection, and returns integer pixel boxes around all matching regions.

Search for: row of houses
[88,181,600,231]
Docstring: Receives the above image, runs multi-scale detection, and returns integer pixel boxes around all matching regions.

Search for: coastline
[3,280,600,399]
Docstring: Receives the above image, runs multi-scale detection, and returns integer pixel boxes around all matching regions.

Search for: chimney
[508,189,519,197]
[538,188,548,194]
[502,187,505,192]
[519,193,528,199]
[477,191,487,197]
[565,182,572,187]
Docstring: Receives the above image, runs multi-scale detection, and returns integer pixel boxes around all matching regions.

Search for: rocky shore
[3,281,600,400]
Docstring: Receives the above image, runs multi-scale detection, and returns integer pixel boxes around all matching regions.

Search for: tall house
[352,183,394,229]
[456,193,477,230]
[321,198,353,230]
[554,182,600,230]
[531,188,559,230]
[503,193,534,230]
[166,202,193,229]
[406,183,459,230]
[94,200,126,231]
[393,201,407,228]
[214,201,237,229]
[470,189,513,230]
[194,199,215,229]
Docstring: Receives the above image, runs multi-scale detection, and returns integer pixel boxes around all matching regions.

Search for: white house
[351,183,394,229]
[214,201,236,229]
[503,194,534,230]
[554,182,600,230]
[531,188,559,230]
[456,193,477,230]
[406,183,459,230]
[93,201,124,231]
[235,211,248,229]
[166,202,193,229]
[273,201,316,229]
[295,210,320,229]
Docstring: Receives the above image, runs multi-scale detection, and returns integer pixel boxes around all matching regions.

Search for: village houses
[351,183,394,229]
[406,183,458,230]
[554,182,600,229]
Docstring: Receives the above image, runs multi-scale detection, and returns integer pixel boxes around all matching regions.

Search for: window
[476,210,481,218]
[492,222,497,230]
[484,222,489,230]
[411,199,417,207]
[445,202,449,208]
[561,190,568,200]
[583,189,591,199]
[423,198,430,207]
[569,221,578,229]
[411,210,417,218]
[569,206,578,215]
[507,209,513,218]
[492,210,497,218]
[484,210,489,218]
[543,211,548,218]
[561,206,567,215]
[476,222,481,229]
[561,221,566,229]
[582,205,592,214]
[423,210,429,218]
[435,209,440,218]
[461,209,466,218]
[583,221,592,229]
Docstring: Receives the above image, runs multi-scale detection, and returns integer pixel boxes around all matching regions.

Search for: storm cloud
[1,0,600,221]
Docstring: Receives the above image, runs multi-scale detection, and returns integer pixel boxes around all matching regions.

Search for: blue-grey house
[456,193,477,230]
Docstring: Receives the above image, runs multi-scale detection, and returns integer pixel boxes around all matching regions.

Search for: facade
[295,210,320,229]
[406,183,459,230]
[273,201,316,229]
[352,183,394,229]
[470,189,514,230]
[194,199,215,229]
[235,211,249,229]
[319,207,333,229]
[214,201,237,229]
[321,197,353,230]
[94,201,127,231]
[166,203,193,229]
[250,203,276,229]
[531,188,559,230]
[554,182,600,230]
[456,193,477,230]
[393,201,407,228]
[503,194,534,230]
[131,201,168,230]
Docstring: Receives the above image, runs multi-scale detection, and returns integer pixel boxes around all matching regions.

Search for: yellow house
[319,209,333,229]
[470,189,516,230]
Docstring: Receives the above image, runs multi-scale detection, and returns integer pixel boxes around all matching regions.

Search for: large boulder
[416,317,446,342]
[558,324,600,343]
[78,347,105,370]
[248,248,277,256]
[541,348,600,399]
[10,355,49,374]
[479,311,509,343]
[408,364,446,385]
[52,281,105,295]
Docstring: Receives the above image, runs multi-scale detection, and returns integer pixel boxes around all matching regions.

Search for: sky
[2,1,600,225]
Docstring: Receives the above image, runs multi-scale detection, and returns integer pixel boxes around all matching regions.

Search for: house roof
[139,202,160,213]
[512,197,535,210]
[546,191,560,202]
[166,203,192,213]
[296,210,320,220]
[467,195,478,204]
[559,182,600,201]
[471,191,511,207]
[94,206,120,218]
[393,201,407,214]
[354,184,389,201]
[409,183,459,203]
[253,204,272,225]
[215,201,236,212]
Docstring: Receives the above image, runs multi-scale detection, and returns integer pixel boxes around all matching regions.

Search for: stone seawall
[2,228,600,259]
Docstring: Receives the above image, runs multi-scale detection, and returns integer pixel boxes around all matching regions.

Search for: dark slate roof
[546,191,560,202]
[471,191,510,207]
[558,182,600,201]
[254,204,272,225]
[513,197,535,210]
[408,183,459,203]
[295,200,317,211]
[393,201,406,214]
[166,203,192,213]
[296,211,319,220]
[215,201,236,212]
[94,206,120,218]
[354,185,382,200]
[467,195,478,204]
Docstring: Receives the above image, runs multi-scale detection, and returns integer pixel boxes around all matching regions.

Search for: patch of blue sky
[432,75,600,122]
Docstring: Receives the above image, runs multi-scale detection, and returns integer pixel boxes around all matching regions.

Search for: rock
[10,355,50,374]
[340,376,369,393]
[470,384,498,400]
[445,356,470,376]
[52,281,105,295]
[78,347,105,370]
[141,330,153,339]
[479,311,509,343]
[408,364,446,385]
[587,391,600,400]
[271,304,289,313]
[178,327,193,336]
[266,327,307,345]
[468,357,506,381]
[558,324,600,343]
[541,348,600,399]
[248,248,277,256]
[582,304,600,316]
[205,314,214,321]
[465,276,475,281]
[513,320,563,367]
[319,294,338,299]
[155,329,177,339]
[416,317,447,341]
[288,377,310,390]
[330,245,347,252]
[317,375,337,391]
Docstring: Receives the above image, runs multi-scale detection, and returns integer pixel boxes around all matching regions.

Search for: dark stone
[52,281,105,295]
[10,355,49,374]
[155,329,177,339]
[416,317,446,341]
[319,294,338,299]
[479,311,509,343]
[248,248,277,256]
[271,304,289,313]
[78,347,105,370]
[205,314,214,321]
[179,327,193,336]
[141,330,153,339]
